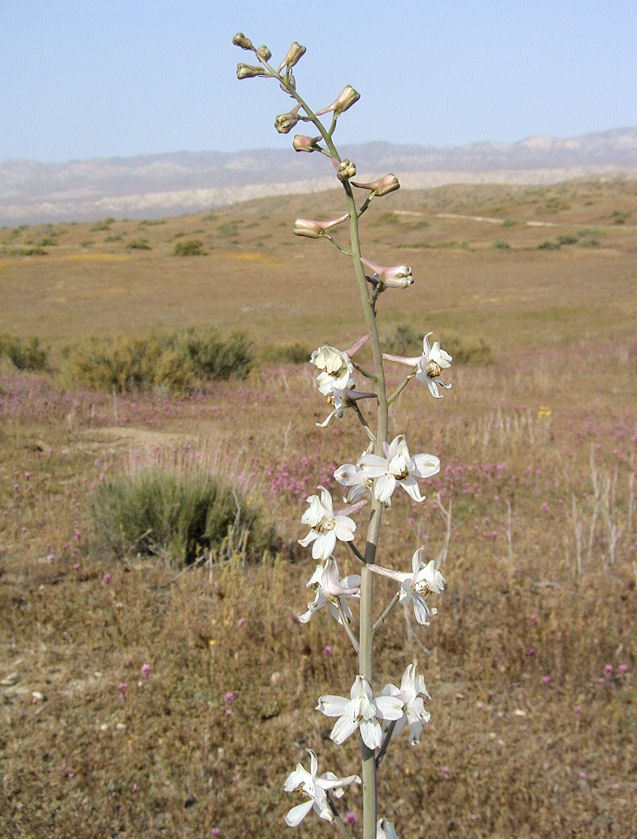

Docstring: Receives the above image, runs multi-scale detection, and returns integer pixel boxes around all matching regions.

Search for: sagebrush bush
[260,342,311,364]
[173,239,206,256]
[63,327,253,394]
[384,323,493,365]
[90,467,281,564]
[0,334,49,371]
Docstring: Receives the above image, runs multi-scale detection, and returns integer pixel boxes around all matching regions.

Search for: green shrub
[493,239,511,249]
[64,327,253,394]
[0,334,49,371]
[556,235,578,246]
[173,239,205,256]
[538,240,561,250]
[261,342,311,364]
[167,327,253,381]
[383,324,493,365]
[90,467,280,565]
[127,238,151,250]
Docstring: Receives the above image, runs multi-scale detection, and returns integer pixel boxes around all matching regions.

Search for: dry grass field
[0,177,636,838]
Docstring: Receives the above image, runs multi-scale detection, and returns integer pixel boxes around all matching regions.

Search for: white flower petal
[330,714,359,745]
[398,475,424,502]
[284,799,314,827]
[316,695,349,717]
[375,694,404,721]
[359,717,383,749]
[374,473,396,502]
[412,453,440,479]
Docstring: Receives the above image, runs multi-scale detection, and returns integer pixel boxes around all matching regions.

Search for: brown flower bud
[316,85,360,116]
[232,33,253,51]
[256,45,272,62]
[361,257,413,288]
[292,135,322,153]
[337,159,357,182]
[351,173,400,196]
[293,213,349,239]
[277,42,307,72]
[236,63,267,80]
[274,105,301,135]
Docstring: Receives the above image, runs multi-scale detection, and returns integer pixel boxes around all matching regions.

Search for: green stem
[372,590,400,634]
[341,175,388,839]
[336,601,360,654]
[387,371,417,406]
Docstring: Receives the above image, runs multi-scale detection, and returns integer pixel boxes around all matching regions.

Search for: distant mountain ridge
[1,127,636,225]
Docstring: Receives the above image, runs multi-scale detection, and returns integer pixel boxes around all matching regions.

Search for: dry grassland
[0,178,636,838]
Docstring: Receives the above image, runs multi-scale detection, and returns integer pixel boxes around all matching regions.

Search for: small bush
[611,210,630,225]
[89,467,280,565]
[0,334,49,371]
[493,239,511,249]
[538,240,561,250]
[261,342,311,364]
[64,327,252,394]
[173,239,205,256]
[127,238,151,250]
[556,235,578,246]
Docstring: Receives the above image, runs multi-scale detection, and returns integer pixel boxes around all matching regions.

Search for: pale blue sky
[1,0,635,162]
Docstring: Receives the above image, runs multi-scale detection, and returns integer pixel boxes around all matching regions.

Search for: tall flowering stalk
[233,33,453,839]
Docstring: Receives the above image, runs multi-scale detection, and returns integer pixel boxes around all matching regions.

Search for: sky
[1,0,636,163]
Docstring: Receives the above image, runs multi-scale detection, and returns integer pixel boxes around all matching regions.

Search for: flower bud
[274,105,301,135]
[256,45,272,61]
[351,173,400,196]
[316,85,360,116]
[236,63,267,79]
[293,213,349,239]
[278,42,307,72]
[337,159,357,182]
[279,71,296,92]
[232,33,253,50]
[361,257,413,288]
[293,135,322,153]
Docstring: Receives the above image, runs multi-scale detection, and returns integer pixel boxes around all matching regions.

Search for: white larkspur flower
[310,335,369,396]
[316,387,376,428]
[377,818,401,839]
[359,434,440,503]
[381,661,432,745]
[298,486,357,561]
[316,675,403,750]
[369,547,446,625]
[334,455,373,504]
[383,331,452,398]
[283,748,361,827]
[298,557,361,624]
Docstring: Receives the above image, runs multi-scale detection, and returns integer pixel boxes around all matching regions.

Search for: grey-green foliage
[90,467,279,565]
[0,334,49,371]
[64,327,253,394]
